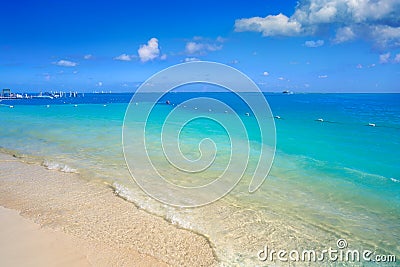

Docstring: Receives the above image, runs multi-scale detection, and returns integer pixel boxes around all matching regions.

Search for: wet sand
[0,153,216,266]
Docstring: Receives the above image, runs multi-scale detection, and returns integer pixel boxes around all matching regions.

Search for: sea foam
[113,182,194,229]
[42,160,78,173]
[391,178,400,183]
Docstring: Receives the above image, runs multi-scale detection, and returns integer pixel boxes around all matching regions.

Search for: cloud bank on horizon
[234,0,400,48]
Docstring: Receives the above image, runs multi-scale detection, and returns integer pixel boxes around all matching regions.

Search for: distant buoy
[74,104,78,107]
[317,118,324,122]
[46,105,50,108]
[224,110,228,113]
[135,102,139,105]
[368,123,376,127]
[194,107,198,110]
[274,115,281,119]
[103,104,107,107]
[9,105,14,108]
[245,112,250,116]
[183,105,187,108]
[166,100,171,105]
[209,109,212,112]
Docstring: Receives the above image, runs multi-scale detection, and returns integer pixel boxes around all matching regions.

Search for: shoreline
[0,152,216,266]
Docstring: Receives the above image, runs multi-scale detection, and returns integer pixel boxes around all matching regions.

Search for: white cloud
[43,73,51,81]
[356,64,363,69]
[304,40,324,47]
[395,53,400,63]
[185,41,222,54]
[138,38,160,62]
[160,54,167,60]
[234,0,400,48]
[216,36,226,43]
[346,0,398,23]
[333,27,356,44]
[229,59,239,64]
[184,57,200,62]
[368,25,400,48]
[318,75,328,78]
[278,77,285,80]
[54,60,78,67]
[97,81,103,87]
[73,70,78,74]
[292,0,400,26]
[263,71,270,76]
[235,13,302,37]
[83,54,92,60]
[379,52,391,63]
[114,53,133,61]
[310,5,337,23]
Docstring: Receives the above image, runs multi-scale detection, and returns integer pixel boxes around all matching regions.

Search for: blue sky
[0,0,399,92]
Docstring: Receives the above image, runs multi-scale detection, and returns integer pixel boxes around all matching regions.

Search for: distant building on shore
[0,89,82,100]
[1,88,11,98]
[0,88,23,99]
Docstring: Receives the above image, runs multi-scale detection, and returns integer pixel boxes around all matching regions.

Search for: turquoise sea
[0,92,399,265]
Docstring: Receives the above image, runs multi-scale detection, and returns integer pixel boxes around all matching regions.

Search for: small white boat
[317,118,324,122]
[368,123,376,127]
[32,95,53,99]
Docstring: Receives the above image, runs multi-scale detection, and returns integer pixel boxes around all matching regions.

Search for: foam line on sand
[0,153,216,266]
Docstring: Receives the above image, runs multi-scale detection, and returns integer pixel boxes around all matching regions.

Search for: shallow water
[1,92,399,265]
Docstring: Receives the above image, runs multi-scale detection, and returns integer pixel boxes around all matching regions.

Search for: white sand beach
[0,153,216,266]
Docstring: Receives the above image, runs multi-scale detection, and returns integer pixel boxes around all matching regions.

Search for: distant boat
[32,92,53,99]
[32,95,53,99]
[282,90,293,94]
[53,92,63,98]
